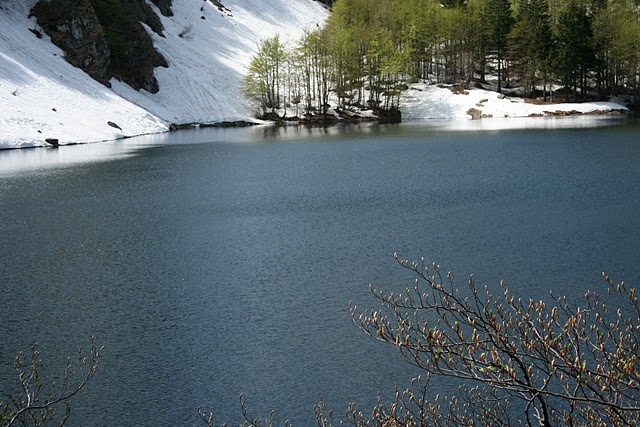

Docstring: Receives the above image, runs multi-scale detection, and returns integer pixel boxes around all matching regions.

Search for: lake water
[1,117,640,426]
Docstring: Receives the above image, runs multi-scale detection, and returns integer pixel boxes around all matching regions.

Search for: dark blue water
[1,118,640,426]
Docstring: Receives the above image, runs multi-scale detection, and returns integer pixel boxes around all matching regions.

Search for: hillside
[0,0,329,149]
[0,0,628,150]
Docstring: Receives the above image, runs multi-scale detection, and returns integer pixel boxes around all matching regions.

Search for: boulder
[107,121,122,130]
[467,108,482,119]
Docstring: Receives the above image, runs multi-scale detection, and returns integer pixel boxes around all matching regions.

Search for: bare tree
[0,337,102,427]
[338,254,640,426]
[200,255,640,426]
[198,393,293,427]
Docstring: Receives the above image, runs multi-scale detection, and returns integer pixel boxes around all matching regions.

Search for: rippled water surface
[1,117,640,426]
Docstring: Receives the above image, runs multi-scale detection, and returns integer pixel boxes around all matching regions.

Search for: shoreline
[0,99,632,151]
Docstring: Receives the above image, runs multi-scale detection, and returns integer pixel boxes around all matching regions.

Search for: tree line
[244,0,640,119]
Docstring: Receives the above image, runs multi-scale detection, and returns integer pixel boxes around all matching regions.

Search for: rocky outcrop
[150,0,173,17]
[208,0,231,14]
[536,109,627,117]
[31,0,111,86]
[466,108,493,119]
[31,0,170,93]
[467,107,482,119]
[126,0,169,36]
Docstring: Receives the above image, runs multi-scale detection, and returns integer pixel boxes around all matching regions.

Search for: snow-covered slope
[0,1,169,149]
[0,0,329,149]
[110,0,329,124]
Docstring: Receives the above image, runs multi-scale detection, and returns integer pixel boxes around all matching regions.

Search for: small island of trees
[243,0,640,123]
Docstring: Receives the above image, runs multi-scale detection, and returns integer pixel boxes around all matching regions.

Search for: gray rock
[107,121,122,130]
[467,108,482,119]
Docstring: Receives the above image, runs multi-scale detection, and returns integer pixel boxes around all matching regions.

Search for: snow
[110,0,329,125]
[402,83,627,120]
[0,0,328,149]
[0,0,629,150]
[0,0,169,149]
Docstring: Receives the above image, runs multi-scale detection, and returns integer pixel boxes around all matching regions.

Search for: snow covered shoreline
[401,84,628,120]
[0,1,629,150]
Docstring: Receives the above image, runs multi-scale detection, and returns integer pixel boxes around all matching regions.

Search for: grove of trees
[244,0,640,119]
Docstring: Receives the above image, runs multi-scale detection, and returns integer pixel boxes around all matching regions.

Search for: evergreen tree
[508,0,554,98]
[480,0,514,92]
[553,0,595,100]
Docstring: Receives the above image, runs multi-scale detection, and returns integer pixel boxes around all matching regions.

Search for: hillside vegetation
[243,0,640,120]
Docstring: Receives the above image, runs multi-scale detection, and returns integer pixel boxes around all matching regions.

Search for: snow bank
[0,1,169,149]
[402,84,628,120]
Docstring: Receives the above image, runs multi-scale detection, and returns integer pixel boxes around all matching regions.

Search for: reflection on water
[0,141,140,176]
[0,115,629,176]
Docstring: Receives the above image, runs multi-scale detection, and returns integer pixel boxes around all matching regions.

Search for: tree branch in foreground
[345,254,640,426]
[1,337,103,427]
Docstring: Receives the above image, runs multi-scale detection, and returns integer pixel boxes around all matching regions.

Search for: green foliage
[479,0,515,91]
[553,0,596,100]
[242,0,640,118]
[92,0,126,58]
[243,35,288,117]
[508,0,554,98]
[592,0,640,99]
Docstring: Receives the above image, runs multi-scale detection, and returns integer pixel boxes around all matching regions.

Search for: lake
[1,117,640,426]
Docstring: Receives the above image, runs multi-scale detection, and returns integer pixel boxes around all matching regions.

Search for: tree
[339,254,640,426]
[198,253,640,426]
[295,29,334,116]
[325,20,365,109]
[0,338,102,427]
[391,0,428,81]
[592,0,640,102]
[242,35,287,119]
[508,0,554,99]
[553,0,596,101]
[479,0,514,92]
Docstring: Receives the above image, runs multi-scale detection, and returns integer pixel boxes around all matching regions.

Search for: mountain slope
[0,1,169,149]
[0,1,626,150]
[110,0,329,124]
[0,0,329,149]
